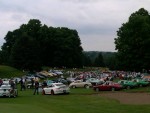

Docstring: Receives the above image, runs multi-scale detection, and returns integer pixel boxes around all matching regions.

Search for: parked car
[13,77,21,84]
[2,80,10,85]
[86,78,104,86]
[93,81,122,91]
[42,83,70,95]
[69,80,92,89]
[118,80,138,89]
[0,85,18,97]
[54,78,69,85]
[132,79,149,87]
[27,82,42,89]
[143,78,150,84]
[142,76,150,83]
[46,80,55,86]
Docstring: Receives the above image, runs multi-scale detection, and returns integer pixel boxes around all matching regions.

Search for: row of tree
[0,19,110,71]
[0,8,150,72]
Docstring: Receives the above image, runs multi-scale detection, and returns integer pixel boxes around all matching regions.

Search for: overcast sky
[0,0,150,52]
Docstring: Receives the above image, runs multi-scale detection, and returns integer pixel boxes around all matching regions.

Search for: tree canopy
[93,52,105,67]
[115,8,150,71]
[1,19,83,71]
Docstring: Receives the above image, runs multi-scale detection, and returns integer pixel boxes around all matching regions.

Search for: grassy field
[0,88,150,113]
[0,65,150,113]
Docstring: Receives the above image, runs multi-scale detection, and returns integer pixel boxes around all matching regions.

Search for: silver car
[0,85,18,97]
[69,80,92,88]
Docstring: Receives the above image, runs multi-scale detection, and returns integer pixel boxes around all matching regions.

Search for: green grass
[0,65,26,78]
[0,65,150,113]
[0,88,150,113]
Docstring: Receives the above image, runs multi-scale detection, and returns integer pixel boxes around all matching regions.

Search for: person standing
[42,80,47,88]
[9,79,16,97]
[31,78,34,89]
[20,78,26,91]
[33,80,39,95]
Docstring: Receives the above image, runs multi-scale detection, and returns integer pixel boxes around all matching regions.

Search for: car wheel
[72,85,76,88]
[13,94,16,98]
[84,85,90,89]
[139,84,143,87]
[127,86,130,89]
[51,90,55,95]
[27,85,30,89]
[42,90,45,95]
[96,88,99,92]
[14,91,17,97]
[111,87,115,91]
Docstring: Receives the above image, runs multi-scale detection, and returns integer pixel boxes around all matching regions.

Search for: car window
[121,81,124,84]
[1,85,11,89]
[48,85,53,87]
[55,84,64,86]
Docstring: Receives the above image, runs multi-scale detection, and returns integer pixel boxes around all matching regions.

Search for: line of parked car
[67,77,150,92]
[1,71,150,97]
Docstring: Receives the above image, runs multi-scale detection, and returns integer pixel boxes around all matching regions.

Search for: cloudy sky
[0,0,150,52]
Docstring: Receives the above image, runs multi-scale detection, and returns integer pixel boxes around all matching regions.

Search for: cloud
[0,0,150,51]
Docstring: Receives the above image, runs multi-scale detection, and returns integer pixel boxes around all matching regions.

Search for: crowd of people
[0,77,43,95]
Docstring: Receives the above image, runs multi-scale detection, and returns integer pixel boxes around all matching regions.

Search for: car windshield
[1,85,11,89]
[55,84,64,86]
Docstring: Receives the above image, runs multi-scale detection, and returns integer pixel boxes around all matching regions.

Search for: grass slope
[0,65,26,78]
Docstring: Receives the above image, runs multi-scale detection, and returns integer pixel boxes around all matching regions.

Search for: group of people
[19,78,40,95]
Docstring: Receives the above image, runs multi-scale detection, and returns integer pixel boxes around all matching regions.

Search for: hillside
[83,51,116,62]
[0,65,26,78]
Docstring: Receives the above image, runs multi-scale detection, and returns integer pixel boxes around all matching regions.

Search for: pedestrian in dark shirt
[20,78,26,91]
[33,81,39,95]
[42,80,47,88]
[31,78,34,89]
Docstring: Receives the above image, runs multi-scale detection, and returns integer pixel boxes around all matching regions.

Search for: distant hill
[83,51,116,62]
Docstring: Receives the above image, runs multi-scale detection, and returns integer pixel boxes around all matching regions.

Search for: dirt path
[100,92,150,104]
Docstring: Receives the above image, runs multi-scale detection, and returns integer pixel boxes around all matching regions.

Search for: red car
[93,81,122,91]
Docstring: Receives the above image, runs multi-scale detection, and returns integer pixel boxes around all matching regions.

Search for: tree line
[1,8,150,72]
[0,19,109,71]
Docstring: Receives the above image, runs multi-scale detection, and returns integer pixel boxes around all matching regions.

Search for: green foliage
[94,52,105,67]
[0,65,26,78]
[115,8,150,71]
[82,53,92,67]
[84,51,117,69]
[1,19,83,71]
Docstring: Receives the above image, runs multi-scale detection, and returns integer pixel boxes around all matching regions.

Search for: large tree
[115,8,150,71]
[1,19,83,71]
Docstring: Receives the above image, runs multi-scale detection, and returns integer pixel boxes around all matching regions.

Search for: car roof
[0,85,11,89]
[52,83,64,85]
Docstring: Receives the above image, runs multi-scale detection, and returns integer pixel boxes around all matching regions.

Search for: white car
[42,83,70,95]
[2,80,10,85]
[0,85,18,97]
[69,80,92,88]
